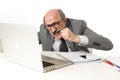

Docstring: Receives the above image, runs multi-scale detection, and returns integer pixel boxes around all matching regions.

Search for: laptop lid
[0,23,43,72]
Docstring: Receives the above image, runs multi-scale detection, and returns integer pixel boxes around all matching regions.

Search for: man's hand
[60,28,81,43]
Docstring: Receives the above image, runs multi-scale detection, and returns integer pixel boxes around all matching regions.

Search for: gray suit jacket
[38,18,113,52]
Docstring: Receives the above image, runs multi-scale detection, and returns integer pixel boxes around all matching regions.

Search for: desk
[43,62,120,80]
[0,53,120,80]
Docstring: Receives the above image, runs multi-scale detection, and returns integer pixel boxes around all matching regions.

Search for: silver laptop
[0,23,72,72]
[41,51,72,72]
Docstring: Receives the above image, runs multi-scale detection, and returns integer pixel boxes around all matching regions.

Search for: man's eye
[53,22,59,26]
[52,22,57,26]
[47,25,51,27]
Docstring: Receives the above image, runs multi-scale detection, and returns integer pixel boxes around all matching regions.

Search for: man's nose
[51,26,56,32]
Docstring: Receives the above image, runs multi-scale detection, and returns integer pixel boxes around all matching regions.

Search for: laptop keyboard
[42,61,55,67]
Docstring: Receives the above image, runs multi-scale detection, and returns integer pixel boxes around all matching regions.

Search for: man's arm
[78,20,113,50]
[83,27,113,50]
[61,20,113,50]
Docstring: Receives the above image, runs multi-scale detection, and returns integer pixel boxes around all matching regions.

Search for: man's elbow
[105,42,114,50]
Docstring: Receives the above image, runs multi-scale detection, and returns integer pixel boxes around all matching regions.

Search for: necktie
[59,38,68,52]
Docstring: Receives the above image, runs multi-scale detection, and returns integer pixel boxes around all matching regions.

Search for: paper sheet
[57,51,101,63]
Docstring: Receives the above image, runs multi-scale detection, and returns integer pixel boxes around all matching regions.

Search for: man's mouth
[53,30,60,35]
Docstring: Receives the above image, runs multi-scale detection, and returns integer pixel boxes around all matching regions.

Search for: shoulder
[39,24,49,36]
[67,18,87,25]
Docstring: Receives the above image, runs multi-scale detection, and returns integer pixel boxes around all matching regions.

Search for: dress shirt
[53,35,89,51]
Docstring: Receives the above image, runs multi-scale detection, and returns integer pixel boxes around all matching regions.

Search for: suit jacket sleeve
[81,20,113,50]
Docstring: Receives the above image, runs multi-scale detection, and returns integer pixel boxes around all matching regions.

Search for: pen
[103,59,114,66]
[103,59,120,71]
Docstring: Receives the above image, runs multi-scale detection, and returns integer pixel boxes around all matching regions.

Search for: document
[57,51,101,63]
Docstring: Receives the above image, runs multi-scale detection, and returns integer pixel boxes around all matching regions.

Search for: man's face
[44,10,66,39]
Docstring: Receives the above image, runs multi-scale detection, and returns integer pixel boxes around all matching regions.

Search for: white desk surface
[0,53,120,80]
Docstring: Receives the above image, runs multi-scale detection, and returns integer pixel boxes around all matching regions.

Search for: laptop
[0,23,72,72]
[41,51,72,72]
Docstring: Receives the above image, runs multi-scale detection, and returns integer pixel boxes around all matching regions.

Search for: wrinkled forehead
[44,10,61,24]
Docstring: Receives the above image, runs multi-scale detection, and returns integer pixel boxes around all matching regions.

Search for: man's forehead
[45,10,61,23]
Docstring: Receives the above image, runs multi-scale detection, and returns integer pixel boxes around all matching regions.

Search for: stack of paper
[57,51,102,63]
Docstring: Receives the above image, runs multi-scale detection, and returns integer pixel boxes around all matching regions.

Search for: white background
[0,0,120,55]
[0,0,120,80]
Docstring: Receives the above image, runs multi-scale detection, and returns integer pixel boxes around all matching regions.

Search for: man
[38,8,113,52]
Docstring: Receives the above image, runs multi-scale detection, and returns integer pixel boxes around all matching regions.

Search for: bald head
[43,9,67,38]
[45,9,60,18]
[44,9,60,24]
[44,9,66,24]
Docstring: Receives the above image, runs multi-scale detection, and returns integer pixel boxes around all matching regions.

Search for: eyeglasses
[45,20,61,30]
